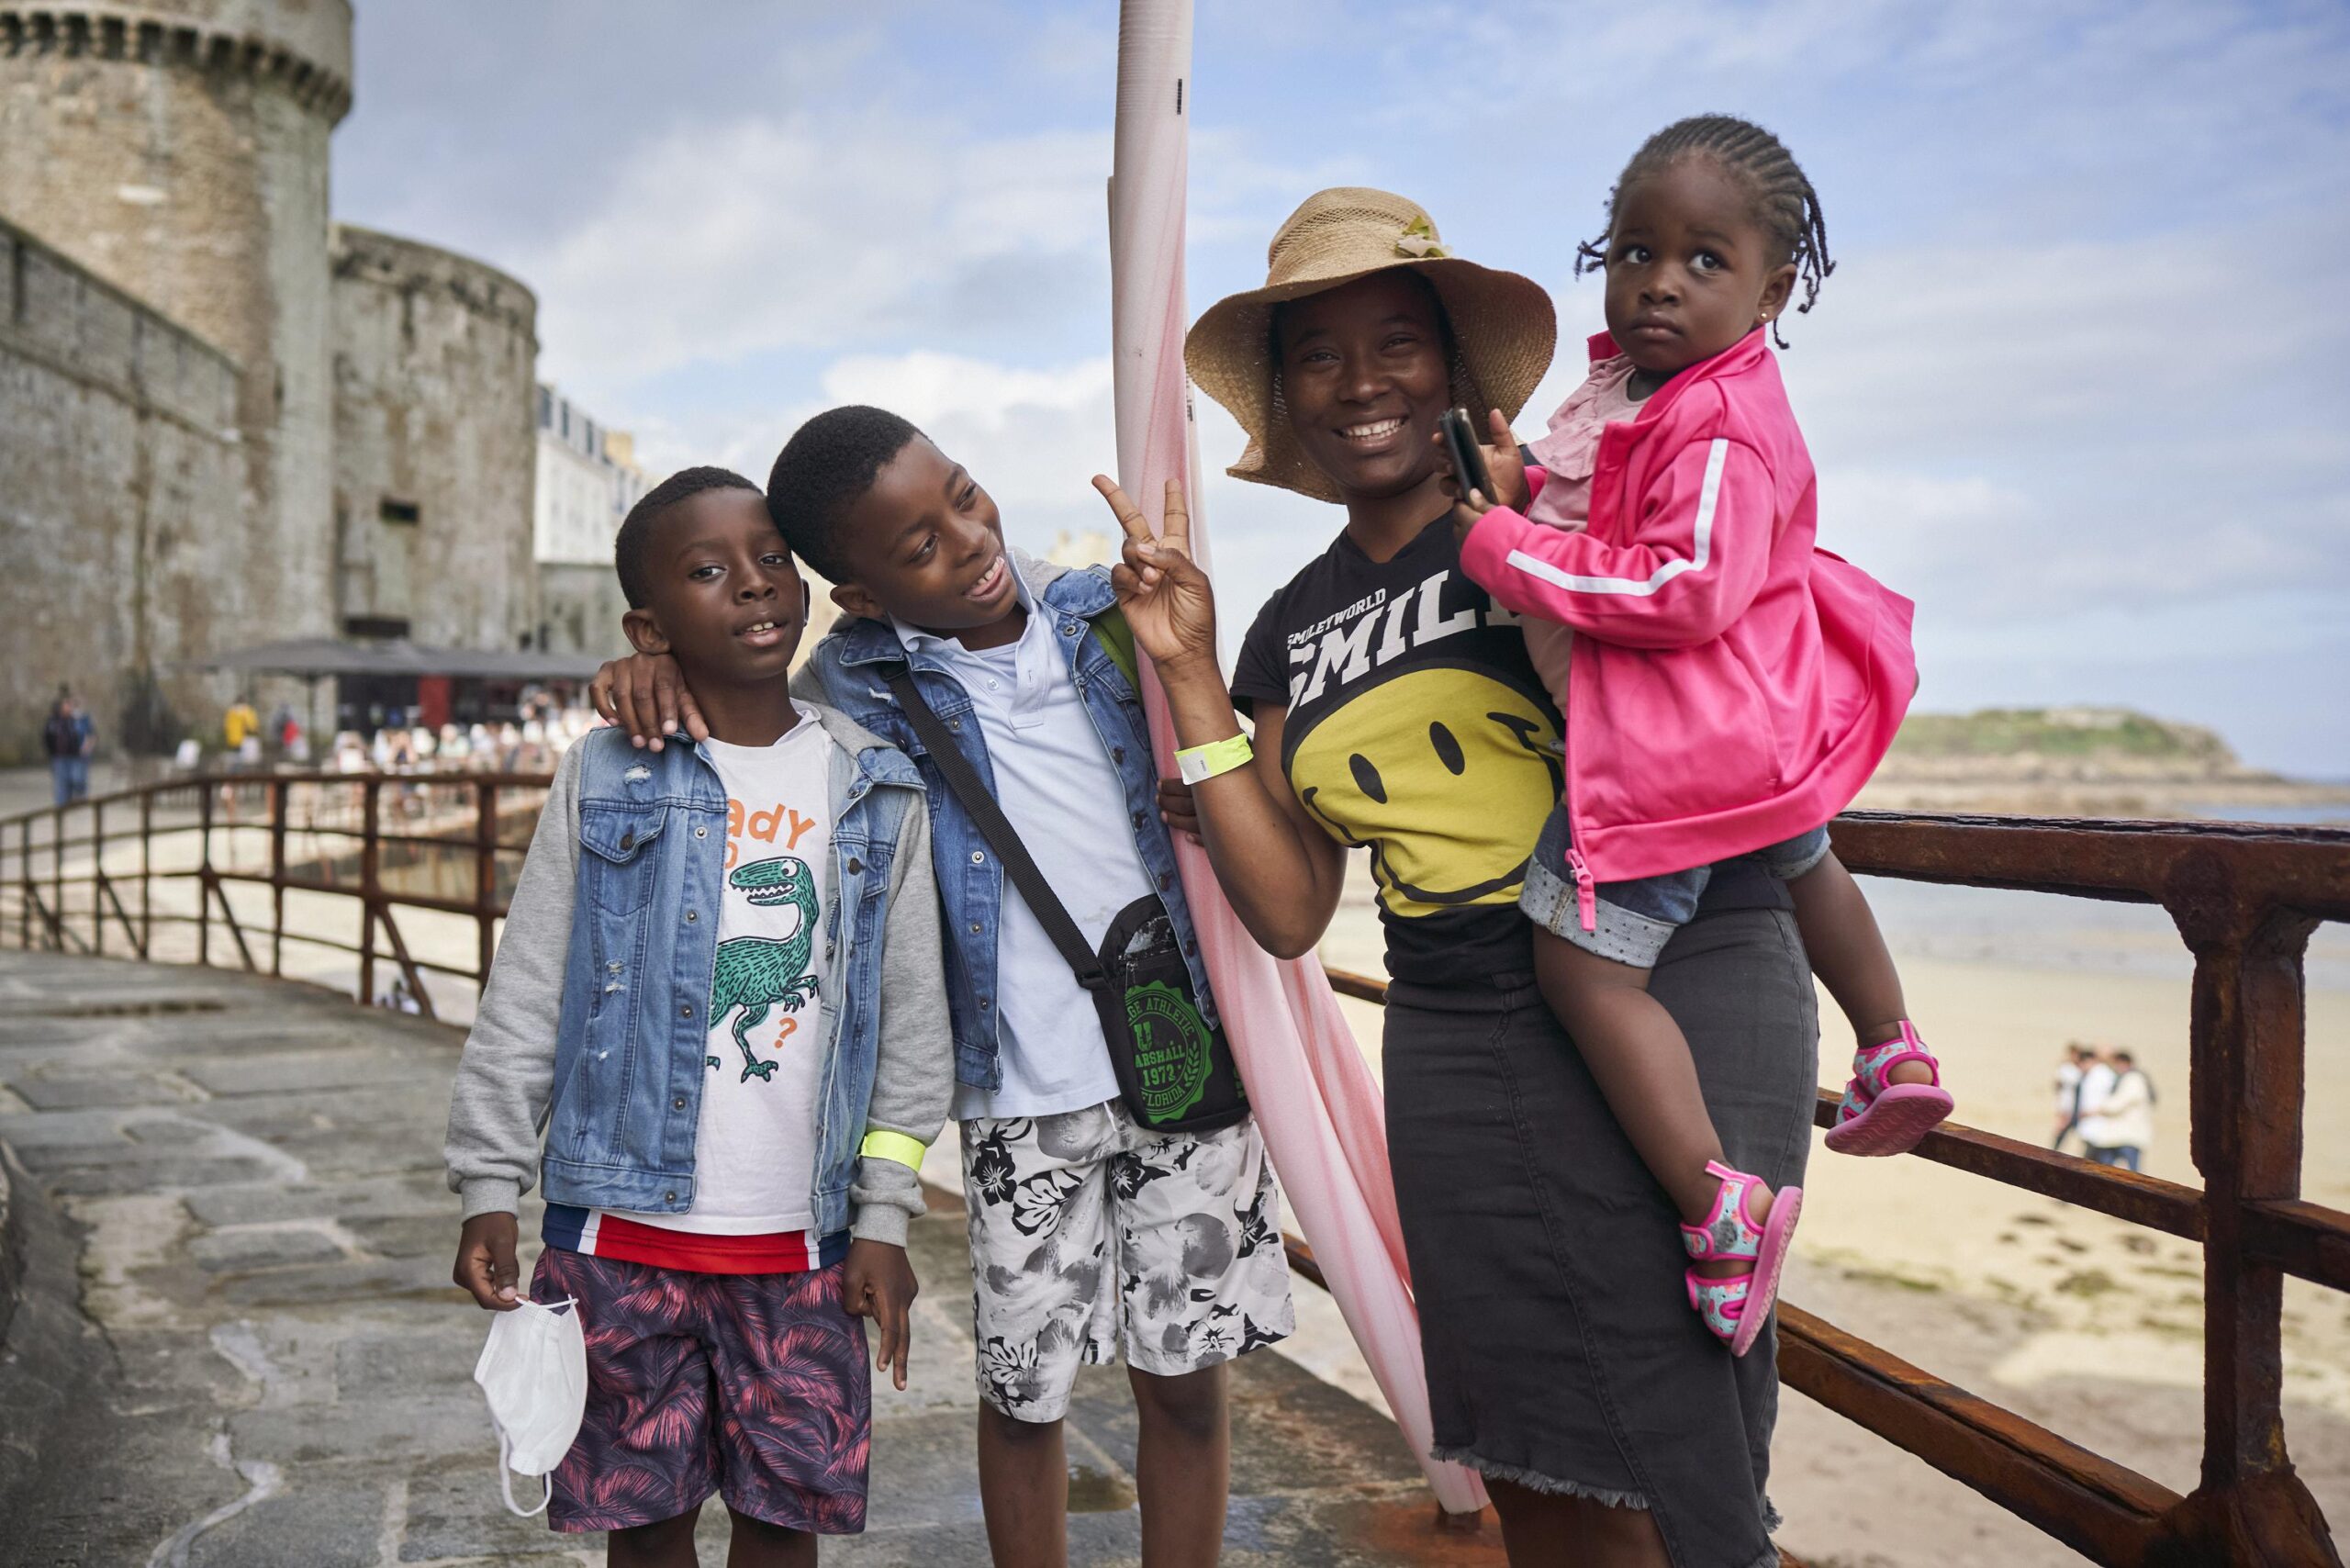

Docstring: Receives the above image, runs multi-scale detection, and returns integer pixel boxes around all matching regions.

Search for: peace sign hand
[1092,476,1219,678]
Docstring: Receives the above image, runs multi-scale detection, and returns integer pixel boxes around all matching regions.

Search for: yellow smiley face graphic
[1289,666,1562,921]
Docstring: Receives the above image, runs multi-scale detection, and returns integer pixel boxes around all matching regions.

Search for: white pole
[1109,0,1488,1518]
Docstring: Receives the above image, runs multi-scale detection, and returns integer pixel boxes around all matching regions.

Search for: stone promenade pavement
[0,951,1503,1567]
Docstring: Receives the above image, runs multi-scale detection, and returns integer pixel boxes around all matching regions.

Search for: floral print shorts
[960,1100,1295,1422]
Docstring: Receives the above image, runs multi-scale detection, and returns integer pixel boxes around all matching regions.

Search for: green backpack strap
[1091,604,1140,691]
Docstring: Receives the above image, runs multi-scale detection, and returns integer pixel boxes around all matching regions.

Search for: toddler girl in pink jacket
[1450,116,1948,1354]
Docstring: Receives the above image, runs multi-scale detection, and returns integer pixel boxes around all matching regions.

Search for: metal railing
[3,771,548,1020]
[4,779,2345,1563]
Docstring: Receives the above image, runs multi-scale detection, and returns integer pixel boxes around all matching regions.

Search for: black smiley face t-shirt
[1231,514,1562,985]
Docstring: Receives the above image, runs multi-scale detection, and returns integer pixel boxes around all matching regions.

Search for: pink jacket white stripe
[1460,329,1918,885]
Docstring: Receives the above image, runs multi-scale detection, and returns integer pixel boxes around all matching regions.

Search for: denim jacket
[801,551,1218,1092]
[444,702,951,1246]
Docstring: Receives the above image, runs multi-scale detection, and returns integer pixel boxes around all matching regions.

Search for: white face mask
[472,1295,588,1517]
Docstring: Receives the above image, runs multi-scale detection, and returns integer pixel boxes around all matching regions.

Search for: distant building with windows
[533,383,648,658]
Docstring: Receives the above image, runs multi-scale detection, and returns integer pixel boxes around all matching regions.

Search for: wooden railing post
[196,781,214,968]
[475,779,499,991]
[358,778,379,1006]
[139,787,153,956]
[2150,859,2338,1567]
[270,778,288,977]
[51,803,64,949]
[90,798,104,956]
[17,816,29,948]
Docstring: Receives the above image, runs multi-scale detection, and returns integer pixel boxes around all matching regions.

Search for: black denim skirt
[1384,897,1817,1568]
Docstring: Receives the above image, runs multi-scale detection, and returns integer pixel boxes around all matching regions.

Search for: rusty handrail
[4,782,2344,1562]
[2,770,552,1020]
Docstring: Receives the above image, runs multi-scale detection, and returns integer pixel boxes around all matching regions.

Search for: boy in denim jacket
[447,467,950,1564]
[599,411,1293,1567]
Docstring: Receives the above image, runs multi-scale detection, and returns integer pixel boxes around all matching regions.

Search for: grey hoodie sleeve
[846,788,952,1248]
[443,741,584,1220]
[789,660,830,707]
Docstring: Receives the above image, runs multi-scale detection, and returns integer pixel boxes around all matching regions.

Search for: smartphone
[1438,407,1495,504]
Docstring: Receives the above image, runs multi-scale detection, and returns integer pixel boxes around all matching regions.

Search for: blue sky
[335,0,2350,776]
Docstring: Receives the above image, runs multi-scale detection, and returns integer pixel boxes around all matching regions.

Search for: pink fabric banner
[1107,0,1487,1517]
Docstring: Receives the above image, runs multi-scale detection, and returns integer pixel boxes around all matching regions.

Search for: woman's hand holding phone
[1438,408,1530,543]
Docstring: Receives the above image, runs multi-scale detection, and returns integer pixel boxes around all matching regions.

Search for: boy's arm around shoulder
[848,784,951,1248]
[443,737,586,1219]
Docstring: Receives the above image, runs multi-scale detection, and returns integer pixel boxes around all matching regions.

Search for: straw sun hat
[1185,187,1558,504]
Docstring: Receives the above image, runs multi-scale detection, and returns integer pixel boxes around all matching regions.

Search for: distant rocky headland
[1856,707,2350,820]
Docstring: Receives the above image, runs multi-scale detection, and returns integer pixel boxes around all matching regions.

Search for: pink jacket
[1460,328,1916,904]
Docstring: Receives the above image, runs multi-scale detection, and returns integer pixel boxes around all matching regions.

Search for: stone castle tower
[0,2,542,759]
[329,224,538,655]
[1,1,351,646]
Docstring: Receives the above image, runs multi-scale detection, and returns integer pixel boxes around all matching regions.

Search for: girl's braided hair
[1574,115,1833,349]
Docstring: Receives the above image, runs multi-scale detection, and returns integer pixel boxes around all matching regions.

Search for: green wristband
[1176,734,1253,785]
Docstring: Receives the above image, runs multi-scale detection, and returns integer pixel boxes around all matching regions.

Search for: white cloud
[822,352,1120,527]
[627,342,1333,669]
[1777,229,2348,621]
[1460,226,2350,628]
[509,89,1325,421]
[632,352,1124,548]
[521,114,1113,391]
[1782,239,2296,456]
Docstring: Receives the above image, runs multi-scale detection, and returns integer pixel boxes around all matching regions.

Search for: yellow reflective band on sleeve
[858,1129,930,1171]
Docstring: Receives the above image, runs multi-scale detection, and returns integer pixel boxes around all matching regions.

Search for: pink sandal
[1825,1022,1953,1157]
[1681,1160,1801,1357]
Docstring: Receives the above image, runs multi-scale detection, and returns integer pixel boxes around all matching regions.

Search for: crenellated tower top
[0,1,352,121]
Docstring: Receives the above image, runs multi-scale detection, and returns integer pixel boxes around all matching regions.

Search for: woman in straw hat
[1094,188,1814,1565]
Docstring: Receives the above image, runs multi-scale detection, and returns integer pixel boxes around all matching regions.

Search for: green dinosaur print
[706,854,822,1083]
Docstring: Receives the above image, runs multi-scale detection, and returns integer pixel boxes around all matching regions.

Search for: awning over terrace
[184,638,604,682]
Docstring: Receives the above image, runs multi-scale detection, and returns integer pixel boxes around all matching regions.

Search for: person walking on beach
[2080,1049,2154,1172]
[2052,1042,2092,1151]
[2076,1046,2118,1157]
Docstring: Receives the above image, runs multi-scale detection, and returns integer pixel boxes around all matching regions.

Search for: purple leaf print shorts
[529,1249,869,1534]
[961,1100,1294,1423]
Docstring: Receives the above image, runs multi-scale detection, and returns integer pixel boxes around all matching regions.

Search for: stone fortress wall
[0,215,246,753]
[330,224,538,653]
[0,2,352,668]
[0,1,544,762]
[536,561,633,663]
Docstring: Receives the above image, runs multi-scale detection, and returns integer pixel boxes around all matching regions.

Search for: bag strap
[880,666,1110,990]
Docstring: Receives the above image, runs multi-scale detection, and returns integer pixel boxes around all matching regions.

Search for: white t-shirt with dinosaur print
[544,712,839,1273]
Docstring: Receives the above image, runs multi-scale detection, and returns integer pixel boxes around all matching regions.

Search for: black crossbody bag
[881,666,1248,1134]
